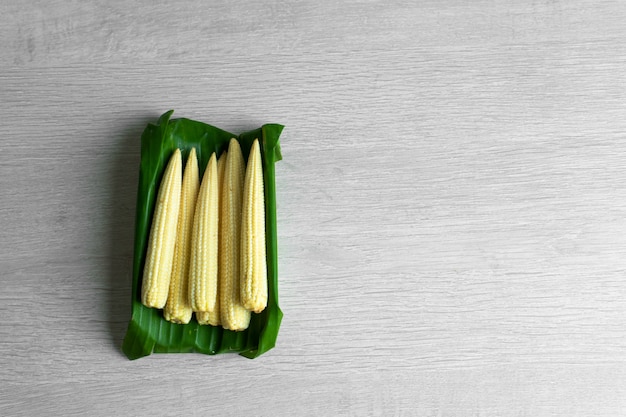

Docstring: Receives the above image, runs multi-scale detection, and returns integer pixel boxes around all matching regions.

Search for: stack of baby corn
[140,139,267,331]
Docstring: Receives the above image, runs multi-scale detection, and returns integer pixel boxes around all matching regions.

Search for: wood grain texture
[2,0,626,416]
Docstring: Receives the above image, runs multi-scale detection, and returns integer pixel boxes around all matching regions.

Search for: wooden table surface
[2,1,626,415]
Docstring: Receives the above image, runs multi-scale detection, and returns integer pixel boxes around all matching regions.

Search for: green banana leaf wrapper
[122,110,283,360]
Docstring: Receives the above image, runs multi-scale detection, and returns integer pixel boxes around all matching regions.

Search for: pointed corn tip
[228,138,241,153]
[169,148,182,173]
[185,147,198,172]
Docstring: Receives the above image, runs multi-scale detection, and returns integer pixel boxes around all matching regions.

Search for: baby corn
[196,151,229,326]
[219,140,251,331]
[141,149,182,309]
[240,139,268,313]
[189,152,219,313]
[197,151,229,326]
[164,148,199,324]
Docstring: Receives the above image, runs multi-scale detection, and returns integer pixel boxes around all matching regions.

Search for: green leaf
[122,111,284,360]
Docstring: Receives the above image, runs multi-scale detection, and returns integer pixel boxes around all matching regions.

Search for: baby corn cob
[164,148,199,324]
[240,139,268,313]
[189,152,219,313]
[141,149,182,309]
[196,151,228,326]
[219,140,251,331]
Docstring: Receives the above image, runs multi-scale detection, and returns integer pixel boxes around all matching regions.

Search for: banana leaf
[122,110,283,360]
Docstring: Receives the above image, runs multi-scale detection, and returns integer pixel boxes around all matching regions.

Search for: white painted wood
[2,0,626,415]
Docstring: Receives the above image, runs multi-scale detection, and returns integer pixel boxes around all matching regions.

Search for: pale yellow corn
[219,139,251,331]
[189,152,219,313]
[194,151,227,326]
[195,152,227,327]
[240,139,268,313]
[164,148,199,324]
[196,151,227,326]
[141,149,182,309]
